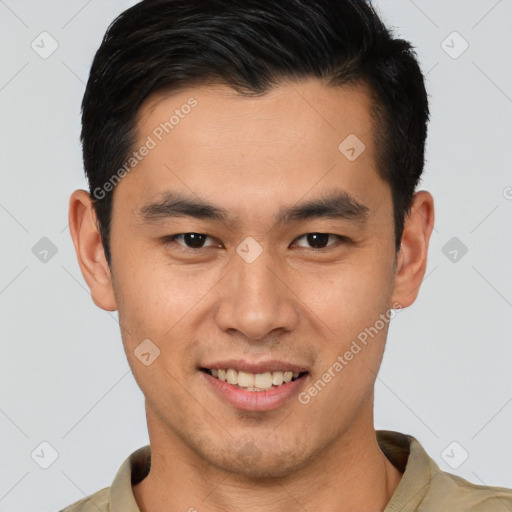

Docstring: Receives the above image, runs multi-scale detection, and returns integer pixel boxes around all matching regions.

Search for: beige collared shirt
[60,430,512,511]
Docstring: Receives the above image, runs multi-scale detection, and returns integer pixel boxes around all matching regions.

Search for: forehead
[118,78,386,215]
[137,77,375,154]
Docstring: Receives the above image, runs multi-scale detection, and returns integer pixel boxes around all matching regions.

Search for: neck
[133,402,402,512]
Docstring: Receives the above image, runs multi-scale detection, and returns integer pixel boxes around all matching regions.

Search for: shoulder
[377,430,512,512]
[58,487,109,512]
[428,470,512,512]
[56,444,150,512]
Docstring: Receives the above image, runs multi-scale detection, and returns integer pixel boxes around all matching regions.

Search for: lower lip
[201,370,308,411]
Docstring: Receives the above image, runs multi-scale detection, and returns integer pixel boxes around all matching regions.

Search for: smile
[201,367,307,391]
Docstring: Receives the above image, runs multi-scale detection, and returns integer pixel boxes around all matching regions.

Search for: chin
[211,444,311,480]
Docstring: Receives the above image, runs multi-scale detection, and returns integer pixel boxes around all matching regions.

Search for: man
[62,0,512,510]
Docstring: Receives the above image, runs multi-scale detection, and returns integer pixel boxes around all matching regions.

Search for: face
[82,78,412,477]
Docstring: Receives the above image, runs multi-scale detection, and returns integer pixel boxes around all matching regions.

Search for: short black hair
[81,0,429,265]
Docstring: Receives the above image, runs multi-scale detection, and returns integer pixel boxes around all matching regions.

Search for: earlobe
[68,189,117,311]
[391,191,435,308]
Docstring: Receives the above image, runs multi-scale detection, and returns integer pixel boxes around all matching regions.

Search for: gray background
[1,0,511,510]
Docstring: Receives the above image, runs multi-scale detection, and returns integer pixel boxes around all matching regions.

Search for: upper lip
[200,359,308,374]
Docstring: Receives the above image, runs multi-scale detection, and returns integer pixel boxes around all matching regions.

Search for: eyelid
[163,233,221,249]
[292,233,353,249]
[162,232,353,251]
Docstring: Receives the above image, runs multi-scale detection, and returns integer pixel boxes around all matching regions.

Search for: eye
[293,233,346,249]
[166,233,219,249]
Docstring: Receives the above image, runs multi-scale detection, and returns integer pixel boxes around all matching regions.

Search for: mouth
[200,367,308,392]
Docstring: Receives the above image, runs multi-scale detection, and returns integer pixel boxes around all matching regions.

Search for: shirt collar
[379,430,435,511]
[109,445,150,512]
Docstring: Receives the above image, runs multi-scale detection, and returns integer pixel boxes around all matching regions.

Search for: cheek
[294,254,395,405]
[113,246,206,332]
[299,257,394,336]
[111,256,207,395]
[111,253,229,392]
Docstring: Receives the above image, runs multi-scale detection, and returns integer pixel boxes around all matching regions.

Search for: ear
[68,189,117,311]
[391,191,435,308]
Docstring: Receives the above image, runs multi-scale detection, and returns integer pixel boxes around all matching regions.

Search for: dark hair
[81,0,429,265]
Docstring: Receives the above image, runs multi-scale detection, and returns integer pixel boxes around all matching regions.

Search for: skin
[69,77,434,511]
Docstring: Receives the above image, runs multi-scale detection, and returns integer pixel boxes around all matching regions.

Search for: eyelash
[163,233,352,251]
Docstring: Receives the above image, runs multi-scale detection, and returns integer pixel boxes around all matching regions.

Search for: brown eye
[171,233,214,249]
[294,233,338,249]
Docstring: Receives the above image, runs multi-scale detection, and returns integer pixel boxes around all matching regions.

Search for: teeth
[254,372,273,389]
[272,371,284,386]
[226,368,238,385]
[207,368,304,390]
[238,371,254,387]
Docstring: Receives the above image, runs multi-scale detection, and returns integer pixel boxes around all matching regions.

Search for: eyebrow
[138,189,369,225]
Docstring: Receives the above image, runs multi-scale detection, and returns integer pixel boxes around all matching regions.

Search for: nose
[214,246,300,341]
